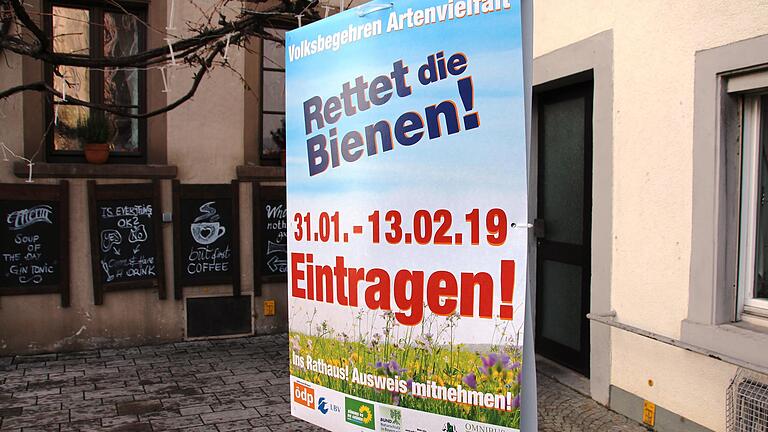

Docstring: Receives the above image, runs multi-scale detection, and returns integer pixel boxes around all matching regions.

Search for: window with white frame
[738,94,768,318]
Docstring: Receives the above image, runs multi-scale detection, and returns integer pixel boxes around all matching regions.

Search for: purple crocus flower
[462,372,477,389]
[512,394,521,409]
[479,352,517,375]
[388,360,406,374]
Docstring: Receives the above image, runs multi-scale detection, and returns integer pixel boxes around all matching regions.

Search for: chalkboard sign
[0,182,69,306]
[254,184,287,294]
[88,181,165,305]
[173,181,240,299]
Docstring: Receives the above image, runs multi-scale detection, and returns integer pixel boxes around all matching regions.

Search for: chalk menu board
[173,181,240,299]
[88,181,165,305]
[254,184,287,293]
[0,182,69,306]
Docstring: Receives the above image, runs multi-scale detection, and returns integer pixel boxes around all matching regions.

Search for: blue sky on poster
[285,0,525,201]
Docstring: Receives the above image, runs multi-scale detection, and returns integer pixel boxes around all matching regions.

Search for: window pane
[104,12,140,153]
[540,95,586,245]
[53,66,90,151]
[53,7,89,55]
[262,113,285,159]
[263,29,286,70]
[263,70,285,112]
[756,96,768,301]
[539,260,583,350]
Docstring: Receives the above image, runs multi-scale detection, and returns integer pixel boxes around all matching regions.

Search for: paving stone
[200,408,260,424]
[181,426,218,432]
[210,402,243,412]
[179,405,212,416]
[101,414,140,427]
[241,397,284,408]
[0,410,69,429]
[107,423,152,432]
[21,402,62,414]
[70,404,118,422]
[116,400,162,416]
[149,414,204,430]
[214,419,253,431]
[248,415,286,427]
[83,386,144,400]
[255,402,291,417]
[0,334,649,432]
[0,404,22,415]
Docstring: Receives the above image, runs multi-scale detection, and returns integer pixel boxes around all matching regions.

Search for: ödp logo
[293,382,315,409]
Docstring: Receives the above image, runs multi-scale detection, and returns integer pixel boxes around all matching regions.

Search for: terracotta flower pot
[84,143,110,164]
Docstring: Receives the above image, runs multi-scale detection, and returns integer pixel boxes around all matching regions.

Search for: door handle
[534,218,546,239]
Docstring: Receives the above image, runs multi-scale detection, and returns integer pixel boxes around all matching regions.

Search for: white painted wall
[534,1,768,430]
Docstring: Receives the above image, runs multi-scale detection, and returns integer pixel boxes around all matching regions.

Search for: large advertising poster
[286,0,527,430]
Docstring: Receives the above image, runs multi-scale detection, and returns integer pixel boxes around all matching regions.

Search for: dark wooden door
[535,81,593,376]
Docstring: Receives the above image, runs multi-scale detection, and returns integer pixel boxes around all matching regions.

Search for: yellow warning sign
[642,400,656,427]
[264,300,276,316]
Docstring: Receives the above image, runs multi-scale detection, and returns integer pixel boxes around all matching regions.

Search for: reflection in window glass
[263,70,285,112]
[52,7,91,151]
[104,12,140,153]
[263,29,286,69]
[262,28,286,160]
[53,67,90,151]
[52,7,89,55]
[263,113,285,159]
[756,96,768,301]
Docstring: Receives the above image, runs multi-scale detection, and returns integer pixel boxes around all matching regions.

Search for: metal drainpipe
[588,312,768,376]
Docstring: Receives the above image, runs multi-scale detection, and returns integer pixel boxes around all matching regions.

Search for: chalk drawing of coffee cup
[191,222,225,245]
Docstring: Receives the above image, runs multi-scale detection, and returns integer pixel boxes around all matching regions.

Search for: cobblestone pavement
[536,374,647,432]
[0,334,646,431]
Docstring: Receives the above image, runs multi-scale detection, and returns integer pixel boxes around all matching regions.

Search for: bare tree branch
[0,0,319,119]
[9,0,48,52]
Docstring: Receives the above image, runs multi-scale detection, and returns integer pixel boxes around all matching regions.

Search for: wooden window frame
[259,27,287,165]
[43,0,148,164]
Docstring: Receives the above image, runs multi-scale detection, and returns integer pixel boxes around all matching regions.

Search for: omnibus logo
[293,382,315,409]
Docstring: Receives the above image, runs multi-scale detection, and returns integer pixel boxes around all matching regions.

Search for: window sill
[14,162,177,179]
[236,164,285,181]
[681,319,768,369]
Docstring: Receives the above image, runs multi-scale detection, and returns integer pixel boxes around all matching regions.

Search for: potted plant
[77,115,111,164]
[270,118,286,166]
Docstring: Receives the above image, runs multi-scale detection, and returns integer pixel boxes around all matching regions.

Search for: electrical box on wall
[186,296,253,338]
[264,300,276,317]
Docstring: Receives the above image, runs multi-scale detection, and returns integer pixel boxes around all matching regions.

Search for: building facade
[2,1,768,431]
[0,0,305,354]
[532,1,768,431]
